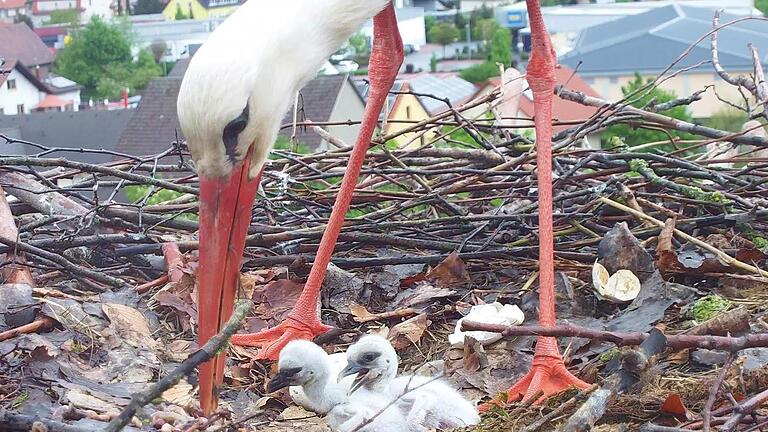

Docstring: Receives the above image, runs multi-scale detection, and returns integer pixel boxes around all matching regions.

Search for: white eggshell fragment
[592,260,641,303]
[449,302,525,348]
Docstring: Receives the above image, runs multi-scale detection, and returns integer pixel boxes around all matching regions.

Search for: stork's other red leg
[230,2,404,360]
[481,0,587,410]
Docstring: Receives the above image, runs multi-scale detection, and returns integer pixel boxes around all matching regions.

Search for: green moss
[599,348,620,363]
[628,158,732,205]
[10,391,28,409]
[688,295,731,322]
[752,236,768,253]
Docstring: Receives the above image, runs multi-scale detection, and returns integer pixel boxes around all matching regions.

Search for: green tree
[55,16,161,99]
[48,9,80,26]
[473,18,500,43]
[424,15,437,40]
[430,53,438,72]
[602,73,695,148]
[174,3,188,19]
[756,0,768,15]
[454,12,467,30]
[132,0,164,15]
[348,32,368,55]
[704,107,750,132]
[490,27,512,66]
[428,22,460,57]
[459,62,499,83]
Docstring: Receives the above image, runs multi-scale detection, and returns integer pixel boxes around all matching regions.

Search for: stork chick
[269,340,422,432]
[339,335,480,429]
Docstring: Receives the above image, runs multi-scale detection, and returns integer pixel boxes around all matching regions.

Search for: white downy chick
[339,335,480,429]
[269,340,421,432]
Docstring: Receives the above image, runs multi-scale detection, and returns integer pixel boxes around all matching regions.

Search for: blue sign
[506,10,526,28]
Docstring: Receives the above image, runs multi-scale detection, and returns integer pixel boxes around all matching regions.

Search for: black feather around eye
[222,103,250,164]
[361,352,381,363]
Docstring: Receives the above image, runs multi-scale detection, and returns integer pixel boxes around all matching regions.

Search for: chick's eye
[362,352,380,363]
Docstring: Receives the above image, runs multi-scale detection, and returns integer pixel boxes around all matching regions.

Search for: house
[131,18,223,62]
[161,0,241,21]
[359,6,427,50]
[0,59,82,114]
[33,25,68,49]
[0,0,30,24]
[0,109,134,163]
[0,22,55,77]
[355,73,478,148]
[557,4,768,118]
[30,0,83,26]
[117,59,364,157]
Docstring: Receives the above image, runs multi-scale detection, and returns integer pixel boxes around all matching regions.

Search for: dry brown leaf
[425,252,470,286]
[349,303,376,322]
[161,379,194,406]
[102,303,158,350]
[387,313,431,350]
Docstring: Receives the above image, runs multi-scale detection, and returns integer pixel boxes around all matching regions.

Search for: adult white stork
[176,0,586,416]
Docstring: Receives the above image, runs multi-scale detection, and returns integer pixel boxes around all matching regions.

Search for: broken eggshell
[449,302,524,348]
[592,260,641,303]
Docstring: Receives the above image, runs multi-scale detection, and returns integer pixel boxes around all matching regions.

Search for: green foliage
[454,12,467,30]
[269,136,310,160]
[132,0,164,15]
[174,3,188,20]
[348,32,368,55]
[124,185,196,221]
[688,295,730,322]
[13,13,34,29]
[459,61,499,84]
[474,18,500,42]
[490,28,512,66]
[424,15,437,40]
[48,9,80,26]
[757,0,768,16]
[55,16,162,99]
[704,107,749,132]
[599,348,620,363]
[429,53,438,73]
[428,22,460,56]
[602,73,694,148]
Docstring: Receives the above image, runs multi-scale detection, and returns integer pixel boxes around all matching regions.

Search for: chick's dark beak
[267,370,298,393]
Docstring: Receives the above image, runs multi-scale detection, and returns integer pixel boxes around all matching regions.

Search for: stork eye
[361,352,380,363]
[222,103,250,164]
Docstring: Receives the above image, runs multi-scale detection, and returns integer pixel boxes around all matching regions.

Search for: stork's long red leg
[481,0,588,410]
[230,2,404,360]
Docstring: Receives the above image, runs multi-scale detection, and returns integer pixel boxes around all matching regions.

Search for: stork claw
[231,315,333,360]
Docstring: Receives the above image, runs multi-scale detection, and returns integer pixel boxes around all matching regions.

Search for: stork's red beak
[197,148,261,415]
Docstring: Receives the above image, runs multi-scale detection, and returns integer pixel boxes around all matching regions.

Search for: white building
[0,59,82,115]
[0,0,30,24]
[360,6,426,49]
[131,17,224,62]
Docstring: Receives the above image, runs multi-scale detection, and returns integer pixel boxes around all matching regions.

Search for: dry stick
[598,197,768,278]
[0,236,127,289]
[460,322,768,352]
[721,387,768,432]
[0,315,56,342]
[702,354,735,432]
[0,410,96,432]
[519,384,598,432]
[103,300,252,432]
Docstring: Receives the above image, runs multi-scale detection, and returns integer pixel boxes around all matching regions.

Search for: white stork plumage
[177,0,587,416]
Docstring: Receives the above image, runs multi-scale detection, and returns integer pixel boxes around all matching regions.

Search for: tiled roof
[407,74,478,115]
[559,4,768,75]
[282,74,349,148]
[0,0,25,9]
[0,110,134,164]
[117,76,184,157]
[517,66,601,134]
[0,58,49,92]
[0,23,55,68]
[35,94,71,109]
[119,58,355,155]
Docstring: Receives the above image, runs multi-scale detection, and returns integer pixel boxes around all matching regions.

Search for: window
[405,105,411,119]
[16,104,24,114]
[7,79,16,90]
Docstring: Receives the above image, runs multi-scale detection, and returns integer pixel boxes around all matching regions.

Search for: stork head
[338,335,398,393]
[268,340,332,392]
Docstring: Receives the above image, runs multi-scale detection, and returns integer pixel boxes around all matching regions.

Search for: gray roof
[117,76,183,157]
[559,4,768,75]
[408,75,477,114]
[0,110,134,164]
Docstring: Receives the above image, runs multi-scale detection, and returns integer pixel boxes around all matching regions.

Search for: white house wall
[0,69,41,115]
[323,80,364,151]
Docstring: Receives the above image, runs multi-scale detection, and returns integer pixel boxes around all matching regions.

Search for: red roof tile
[0,23,55,68]
[0,0,25,10]
[36,94,71,109]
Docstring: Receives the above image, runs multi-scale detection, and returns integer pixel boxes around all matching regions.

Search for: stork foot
[231,315,332,360]
[479,354,588,411]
